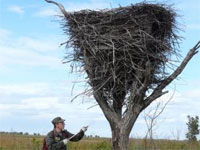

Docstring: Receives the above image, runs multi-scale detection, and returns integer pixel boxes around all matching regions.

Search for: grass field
[0,133,200,150]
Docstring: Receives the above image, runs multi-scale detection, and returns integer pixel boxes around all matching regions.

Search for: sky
[0,0,200,140]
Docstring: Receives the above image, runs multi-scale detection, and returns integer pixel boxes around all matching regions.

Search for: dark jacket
[45,128,84,150]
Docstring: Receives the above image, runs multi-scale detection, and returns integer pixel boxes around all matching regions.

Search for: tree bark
[110,105,142,150]
[111,124,129,150]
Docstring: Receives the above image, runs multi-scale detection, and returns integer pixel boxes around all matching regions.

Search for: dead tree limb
[143,41,200,110]
[44,0,68,18]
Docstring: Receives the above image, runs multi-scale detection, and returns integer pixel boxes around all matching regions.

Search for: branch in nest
[143,40,200,109]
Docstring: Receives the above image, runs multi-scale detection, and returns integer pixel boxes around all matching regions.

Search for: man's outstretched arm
[63,129,85,142]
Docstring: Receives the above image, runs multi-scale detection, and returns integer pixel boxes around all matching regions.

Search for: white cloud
[21,97,60,109]
[0,28,11,40]
[0,97,61,119]
[0,28,65,69]
[0,45,61,68]
[35,7,58,17]
[0,28,11,38]
[0,83,50,95]
[0,79,199,138]
[8,5,24,14]
[17,37,59,52]
[0,80,101,116]
[0,80,106,135]
[184,88,200,99]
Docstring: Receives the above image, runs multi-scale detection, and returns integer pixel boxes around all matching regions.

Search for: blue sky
[0,0,200,140]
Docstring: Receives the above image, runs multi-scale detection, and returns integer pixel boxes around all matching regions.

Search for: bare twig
[143,87,175,149]
[44,0,68,18]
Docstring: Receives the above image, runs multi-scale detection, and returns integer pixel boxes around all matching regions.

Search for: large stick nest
[62,3,180,103]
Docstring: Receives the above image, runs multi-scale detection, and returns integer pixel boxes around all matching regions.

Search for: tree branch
[143,41,200,109]
[44,0,68,18]
[93,91,119,124]
[121,61,152,129]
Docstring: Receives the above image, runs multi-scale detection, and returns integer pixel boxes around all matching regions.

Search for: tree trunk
[111,125,129,150]
[110,103,142,150]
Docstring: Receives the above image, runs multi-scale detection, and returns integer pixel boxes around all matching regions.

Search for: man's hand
[62,138,69,145]
[81,126,88,132]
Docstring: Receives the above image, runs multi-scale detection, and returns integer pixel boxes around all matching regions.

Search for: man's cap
[51,117,65,124]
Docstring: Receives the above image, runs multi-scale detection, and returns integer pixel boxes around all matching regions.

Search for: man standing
[45,116,88,150]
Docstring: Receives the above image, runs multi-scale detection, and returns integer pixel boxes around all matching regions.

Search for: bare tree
[44,1,200,150]
[170,128,182,141]
[143,90,173,150]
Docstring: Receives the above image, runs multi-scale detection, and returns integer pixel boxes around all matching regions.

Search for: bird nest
[62,3,180,102]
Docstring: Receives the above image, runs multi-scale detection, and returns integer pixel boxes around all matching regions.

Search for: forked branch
[143,41,200,109]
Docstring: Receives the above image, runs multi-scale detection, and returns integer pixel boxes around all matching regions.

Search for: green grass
[0,133,199,150]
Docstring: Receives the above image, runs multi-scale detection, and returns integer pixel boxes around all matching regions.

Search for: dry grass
[0,133,43,150]
[0,133,200,150]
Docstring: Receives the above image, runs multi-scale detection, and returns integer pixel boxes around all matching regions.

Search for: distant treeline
[0,131,101,138]
[0,131,40,136]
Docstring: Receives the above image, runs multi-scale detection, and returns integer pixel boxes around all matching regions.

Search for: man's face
[56,121,65,130]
